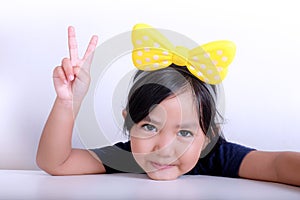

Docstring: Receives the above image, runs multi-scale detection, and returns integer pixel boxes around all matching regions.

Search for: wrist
[55,97,82,117]
[55,97,74,108]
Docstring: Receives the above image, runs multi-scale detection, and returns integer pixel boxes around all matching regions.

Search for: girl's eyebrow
[143,116,163,126]
[143,116,199,129]
[180,122,199,130]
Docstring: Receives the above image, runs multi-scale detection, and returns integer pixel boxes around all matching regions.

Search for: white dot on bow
[153,63,160,68]
[143,36,149,40]
[204,53,210,58]
[154,43,160,48]
[200,64,206,69]
[136,40,142,45]
[163,51,169,55]
[214,75,220,80]
[137,51,143,56]
[217,67,223,72]
[222,56,228,62]
[163,60,169,65]
[153,55,159,60]
[136,60,142,65]
[197,71,204,77]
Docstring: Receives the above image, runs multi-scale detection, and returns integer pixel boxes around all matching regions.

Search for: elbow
[36,153,60,176]
[36,163,63,176]
[36,152,45,171]
[274,152,300,186]
[35,157,51,175]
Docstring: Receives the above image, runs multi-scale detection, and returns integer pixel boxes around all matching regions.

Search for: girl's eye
[142,124,157,132]
[177,130,193,138]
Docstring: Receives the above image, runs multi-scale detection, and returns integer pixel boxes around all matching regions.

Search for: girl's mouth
[150,161,175,170]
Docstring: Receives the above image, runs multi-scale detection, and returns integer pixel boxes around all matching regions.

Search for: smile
[150,161,175,170]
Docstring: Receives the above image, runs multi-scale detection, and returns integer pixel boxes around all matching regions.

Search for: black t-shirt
[90,138,255,178]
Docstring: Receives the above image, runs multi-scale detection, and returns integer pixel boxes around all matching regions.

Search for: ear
[122,109,127,119]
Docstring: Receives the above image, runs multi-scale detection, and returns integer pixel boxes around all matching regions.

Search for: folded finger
[53,66,68,84]
[73,66,80,76]
[62,58,74,81]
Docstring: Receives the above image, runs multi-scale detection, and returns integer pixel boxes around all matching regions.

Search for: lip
[150,161,175,170]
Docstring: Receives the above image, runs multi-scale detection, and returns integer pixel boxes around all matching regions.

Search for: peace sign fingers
[68,26,98,66]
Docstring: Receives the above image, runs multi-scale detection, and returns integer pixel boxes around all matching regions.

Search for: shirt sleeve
[187,138,256,178]
[89,141,144,174]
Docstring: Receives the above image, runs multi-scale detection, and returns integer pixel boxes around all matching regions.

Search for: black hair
[123,64,225,156]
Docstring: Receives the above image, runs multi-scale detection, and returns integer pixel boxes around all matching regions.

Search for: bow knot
[173,46,189,66]
[132,23,236,84]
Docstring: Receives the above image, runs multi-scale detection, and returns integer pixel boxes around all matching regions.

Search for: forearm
[275,152,300,186]
[36,97,80,171]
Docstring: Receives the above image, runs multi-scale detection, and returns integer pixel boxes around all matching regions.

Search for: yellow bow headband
[131,23,236,84]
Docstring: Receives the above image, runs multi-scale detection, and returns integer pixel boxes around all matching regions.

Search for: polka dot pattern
[132,23,236,84]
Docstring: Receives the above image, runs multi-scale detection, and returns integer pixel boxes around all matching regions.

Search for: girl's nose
[153,131,176,157]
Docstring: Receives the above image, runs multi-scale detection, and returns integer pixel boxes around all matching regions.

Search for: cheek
[130,137,155,171]
[130,136,153,154]
[130,126,156,154]
[178,137,204,170]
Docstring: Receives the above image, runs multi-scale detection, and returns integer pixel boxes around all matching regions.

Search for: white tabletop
[0,170,299,199]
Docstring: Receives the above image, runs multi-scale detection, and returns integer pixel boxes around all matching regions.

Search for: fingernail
[69,75,74,81]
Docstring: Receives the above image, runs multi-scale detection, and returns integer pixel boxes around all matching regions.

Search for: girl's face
[130,91,206,180]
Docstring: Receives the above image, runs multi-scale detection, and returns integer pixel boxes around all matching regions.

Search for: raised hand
[53,26,98,104]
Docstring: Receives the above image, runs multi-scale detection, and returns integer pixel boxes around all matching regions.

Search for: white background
[0,0,299,170]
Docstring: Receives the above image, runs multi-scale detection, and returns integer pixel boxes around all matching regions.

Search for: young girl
[36,24,300,186]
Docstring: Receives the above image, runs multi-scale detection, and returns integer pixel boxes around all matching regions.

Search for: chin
[146,171,180,181]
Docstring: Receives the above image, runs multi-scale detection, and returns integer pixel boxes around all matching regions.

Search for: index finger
[68,26,79,66]
[81,35,98,69]
[82,35,98,62]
